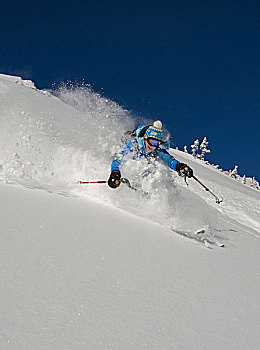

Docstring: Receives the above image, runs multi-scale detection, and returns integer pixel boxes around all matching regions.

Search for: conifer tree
[251,177,260,189]
[200,137,210,160]
[191,139,199,157]
[230,165,238,178]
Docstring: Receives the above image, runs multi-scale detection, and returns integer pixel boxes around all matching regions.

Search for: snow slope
[0,74,259,349]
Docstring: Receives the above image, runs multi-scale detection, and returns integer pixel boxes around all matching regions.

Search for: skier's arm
[157,148,179,171]
[157,149,193,177]
[111,139,136,172]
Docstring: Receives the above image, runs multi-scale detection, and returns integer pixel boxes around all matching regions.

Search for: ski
[171,228,225,248]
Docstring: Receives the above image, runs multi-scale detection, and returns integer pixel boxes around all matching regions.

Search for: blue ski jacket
[111,125,179,172]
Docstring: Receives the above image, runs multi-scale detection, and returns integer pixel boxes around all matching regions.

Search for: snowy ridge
[0,73,37,90]
[182,139,259,190]
[170,149,260,235]
[0,74,259,349]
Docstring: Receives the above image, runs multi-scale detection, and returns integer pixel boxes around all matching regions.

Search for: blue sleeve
[111,139,136,172]
[157,149,179,171]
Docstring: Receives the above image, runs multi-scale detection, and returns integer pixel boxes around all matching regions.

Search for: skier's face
[144,138,157,153]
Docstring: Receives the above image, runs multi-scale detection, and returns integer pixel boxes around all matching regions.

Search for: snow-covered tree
[184,146,188,153]
[230,165,238,179]
[251,177,260,190]
[191,139,199,157]
[200,137,210,160]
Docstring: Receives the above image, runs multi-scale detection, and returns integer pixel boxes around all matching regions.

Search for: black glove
[176,163,193,178]
[108,170,121,189]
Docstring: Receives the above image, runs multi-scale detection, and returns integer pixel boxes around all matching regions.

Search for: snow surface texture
[0,74,259,349]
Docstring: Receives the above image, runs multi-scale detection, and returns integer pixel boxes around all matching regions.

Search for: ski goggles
[146,137,161,147]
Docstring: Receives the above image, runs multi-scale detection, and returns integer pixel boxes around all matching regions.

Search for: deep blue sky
[1,0,259,179]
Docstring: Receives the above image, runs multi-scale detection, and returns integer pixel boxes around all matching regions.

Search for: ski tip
[196,229,206,235]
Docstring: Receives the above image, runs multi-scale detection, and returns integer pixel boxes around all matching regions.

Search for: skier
[108,120,193,188]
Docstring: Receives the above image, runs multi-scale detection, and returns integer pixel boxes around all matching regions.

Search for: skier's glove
[176,163,193,178]
[108,170,121,189]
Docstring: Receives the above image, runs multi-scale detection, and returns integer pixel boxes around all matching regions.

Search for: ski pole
[78,178,137,191]
[78,180,107,184]
[192,175,223,204]
[120,178,137,191]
